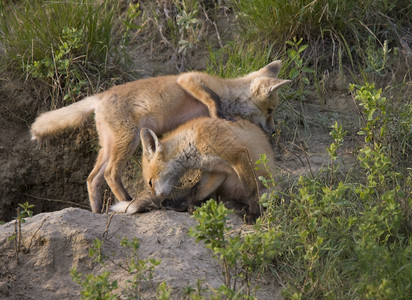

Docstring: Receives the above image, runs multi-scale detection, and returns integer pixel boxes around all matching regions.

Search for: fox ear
[251,78,290,98]
[261,60,282,77]
[140,128,162,158]
[268,79,291,95]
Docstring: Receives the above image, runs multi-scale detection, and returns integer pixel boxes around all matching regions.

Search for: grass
[228,0,412,82]
[0,0,130,106]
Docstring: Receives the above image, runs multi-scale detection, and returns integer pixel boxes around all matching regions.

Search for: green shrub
[189,82,412,299]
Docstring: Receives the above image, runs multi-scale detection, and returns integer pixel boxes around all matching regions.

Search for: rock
[0,208,281,299]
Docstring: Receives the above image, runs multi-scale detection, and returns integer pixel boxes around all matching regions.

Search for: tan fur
[31,62,288,213]
[112,117,276,223]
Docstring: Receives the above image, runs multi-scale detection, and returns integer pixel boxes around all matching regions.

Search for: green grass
[0,0,129,106]
[227,0,412,81]
[206,41,276,78]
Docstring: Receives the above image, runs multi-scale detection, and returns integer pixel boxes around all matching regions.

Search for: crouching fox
[111,117,277,222]
[30,61,288,213]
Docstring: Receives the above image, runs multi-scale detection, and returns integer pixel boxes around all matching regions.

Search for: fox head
[248,77,290,135]
[140,128,183,198]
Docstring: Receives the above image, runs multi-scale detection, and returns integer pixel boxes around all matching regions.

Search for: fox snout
[152,181,172,198]
[259,122,276,136]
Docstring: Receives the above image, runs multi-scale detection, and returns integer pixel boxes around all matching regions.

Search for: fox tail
[110,195,163,214]
[30,95,99,140]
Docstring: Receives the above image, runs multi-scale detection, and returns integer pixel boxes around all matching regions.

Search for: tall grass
[206,41,276,78]
[229,0,412,74]
[0,0,128,105]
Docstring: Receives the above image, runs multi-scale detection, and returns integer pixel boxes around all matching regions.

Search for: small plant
[119,237,161,298]
[71,268,118,300]
[147,0,205,71]
[71,237,162,299]
[365,37,392,74]
[9,202,35,262]
[27,27,88,104]
[327,121,347,184]
[256,153,279,219]
[156,282,173,300]
[282,37,315,99]
[189,199,282,297]
[351,83,388,144]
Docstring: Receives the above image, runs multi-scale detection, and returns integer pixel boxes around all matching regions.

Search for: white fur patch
[110,201,138,214]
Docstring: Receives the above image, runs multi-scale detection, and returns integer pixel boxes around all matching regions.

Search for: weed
[281,37,315,99]
[71,268,118,300]
[189,199,282,297]
[327,121,347,185]
[119,237,161,298]
[141,0,210,71]
[71,237,161,299]
[8,202,35,263]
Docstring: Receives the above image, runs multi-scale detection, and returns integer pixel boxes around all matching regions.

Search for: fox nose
[155,188,168,198]
[260,124,276,136]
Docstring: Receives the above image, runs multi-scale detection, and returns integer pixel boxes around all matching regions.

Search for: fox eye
[267,108,273,115]
[148,179,153,188]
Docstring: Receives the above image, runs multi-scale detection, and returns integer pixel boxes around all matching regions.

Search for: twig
[17,294,39,300]
[102,213,116,239]
[26,216,49,251]
[24,193,89,209]
[102,189,112,214]
[299,142,314,179]
[202,6,223,48]
[125,198,137,213]
[288,142,306,166]
[14,216,19,264]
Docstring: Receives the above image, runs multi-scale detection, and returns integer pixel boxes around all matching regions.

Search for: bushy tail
[110,195,163,214]
[30,96,99,140]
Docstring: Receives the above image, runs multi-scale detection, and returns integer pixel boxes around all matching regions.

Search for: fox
[111,117,277,223]
[30,61,289,214]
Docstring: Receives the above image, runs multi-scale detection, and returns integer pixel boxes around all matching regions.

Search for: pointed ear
[140,128,162,159]
[261,60,282,77]
[268,79,291,95]
[251,78,290,97]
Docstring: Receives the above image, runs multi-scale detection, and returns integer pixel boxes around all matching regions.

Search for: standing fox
[30,61,289,213]
[111,117,277,222]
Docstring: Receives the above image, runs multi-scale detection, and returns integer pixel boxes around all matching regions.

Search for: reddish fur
[31,62,287,213]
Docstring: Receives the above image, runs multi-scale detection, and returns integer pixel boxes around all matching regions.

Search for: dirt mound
[0,208,283,299]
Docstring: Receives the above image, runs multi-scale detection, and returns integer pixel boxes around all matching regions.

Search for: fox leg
[177,75,224,118]
[185,172,227,209]
[103,132,140,205]
[87,148,108,213]
[87,119,114,213]
[233,162,261,224]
